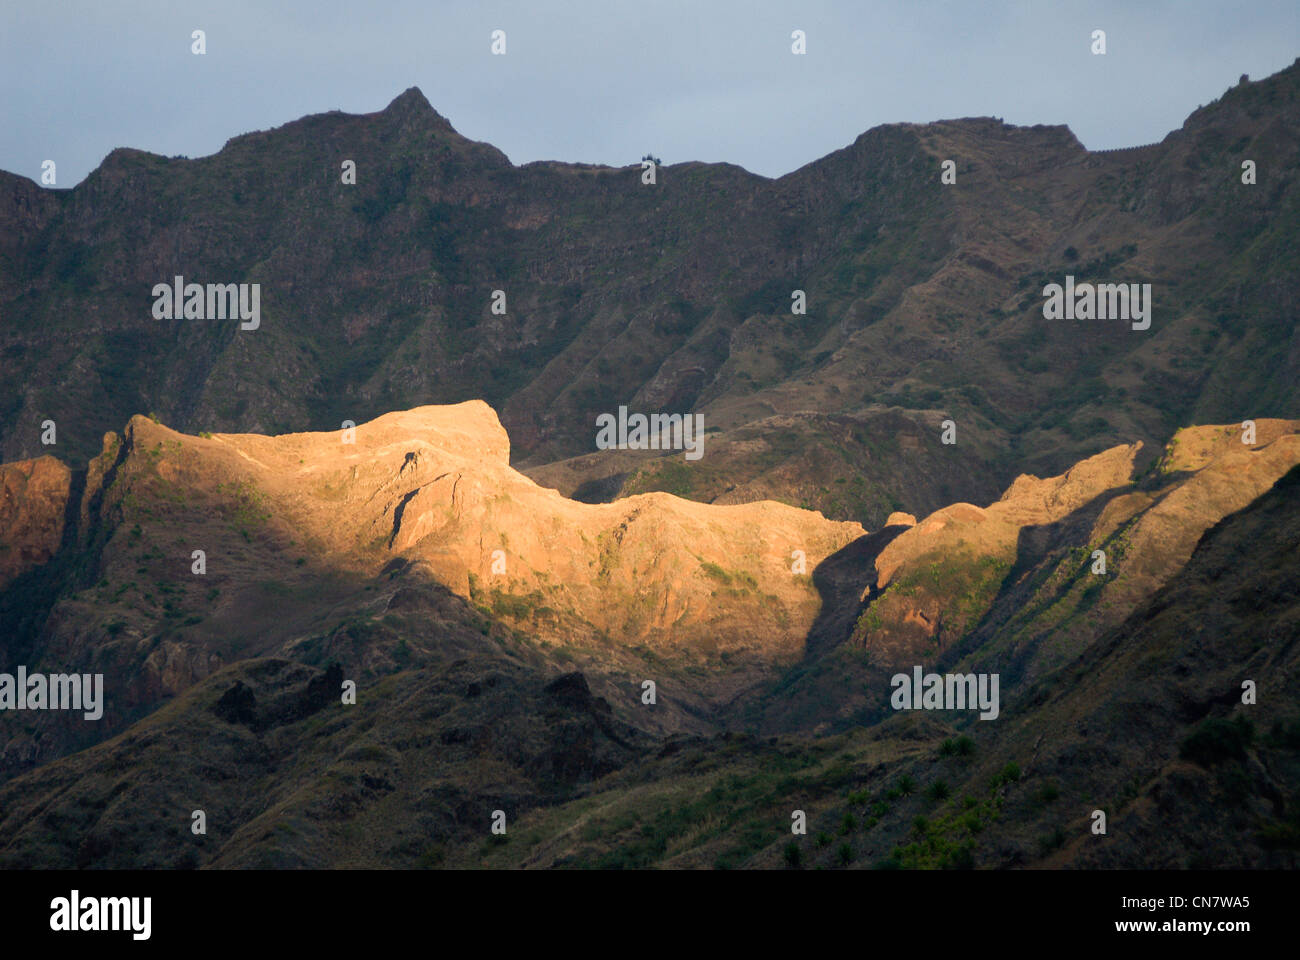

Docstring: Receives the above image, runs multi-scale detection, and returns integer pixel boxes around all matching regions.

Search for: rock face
[854,422,1300,668]
[875,442,1143,590]
[1109,423,1300,594]
[1046,420,1300,669]
[16,402,862,680]
[987,461,1300,869]
[1,401,866,777]
[864,444,1142,652]
[180,400,865,661]
[0,456,71,587]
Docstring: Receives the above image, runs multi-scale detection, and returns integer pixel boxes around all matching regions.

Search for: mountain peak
[384,86,435,115]
[375,86,463,139]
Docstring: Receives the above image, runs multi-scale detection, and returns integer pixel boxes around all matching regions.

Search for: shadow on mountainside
[804,525,910,659]
[949,482,1163,686]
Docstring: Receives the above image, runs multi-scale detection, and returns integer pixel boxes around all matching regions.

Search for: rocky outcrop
[854,422,1300,666]
[0,455,71,587]
[1065,421,1300,650]
[51,402,865,665]
[872,443,1141,592]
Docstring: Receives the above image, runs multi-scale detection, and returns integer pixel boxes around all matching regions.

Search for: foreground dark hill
[2,61,1298,528]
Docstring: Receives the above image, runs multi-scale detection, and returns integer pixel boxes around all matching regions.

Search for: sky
[2,1,1297,187]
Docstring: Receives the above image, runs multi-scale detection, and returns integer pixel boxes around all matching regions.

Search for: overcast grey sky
[2,1,1296,187]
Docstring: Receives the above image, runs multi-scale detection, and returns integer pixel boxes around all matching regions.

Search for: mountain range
[0,60,1297,869]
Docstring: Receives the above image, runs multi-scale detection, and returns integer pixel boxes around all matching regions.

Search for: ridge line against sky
[1,0,1297,187]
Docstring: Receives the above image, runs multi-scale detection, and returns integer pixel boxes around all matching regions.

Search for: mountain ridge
[2,61,1295,539]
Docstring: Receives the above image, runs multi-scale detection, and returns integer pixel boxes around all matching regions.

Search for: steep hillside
[429,462,1300,870]
[2,450,1294,870]
[0,455,70,588]
[0,402,862,778]
[733,419,1300,736]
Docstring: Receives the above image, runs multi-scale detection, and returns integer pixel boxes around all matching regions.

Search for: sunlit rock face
[0,455,71,588]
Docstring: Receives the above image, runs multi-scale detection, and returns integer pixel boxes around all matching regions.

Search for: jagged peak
[370,88,508,160]
[384,86,436,116]
[376,86,460,137]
